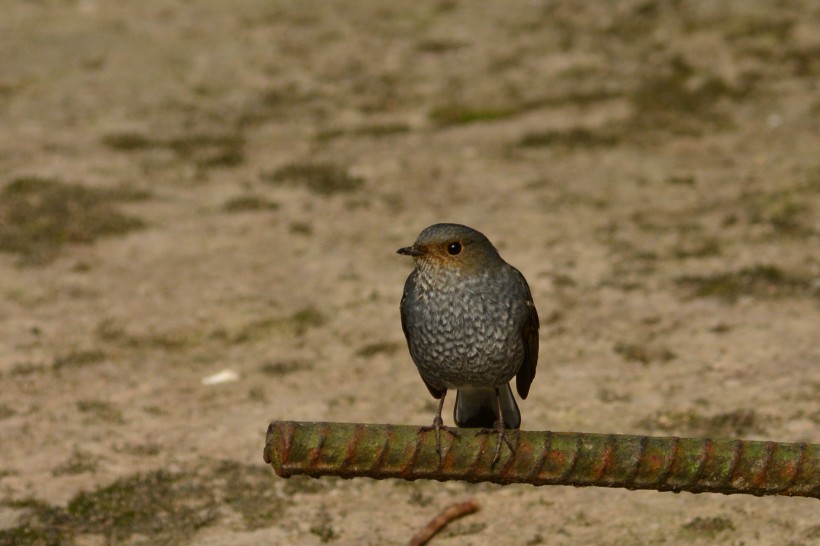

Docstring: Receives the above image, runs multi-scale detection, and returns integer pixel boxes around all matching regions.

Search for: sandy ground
[0,1,818,544]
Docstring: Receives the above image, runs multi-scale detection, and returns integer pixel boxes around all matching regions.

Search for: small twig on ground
[407,500,481,546]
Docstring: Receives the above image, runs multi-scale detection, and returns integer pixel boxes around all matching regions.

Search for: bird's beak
[397,245,424,257]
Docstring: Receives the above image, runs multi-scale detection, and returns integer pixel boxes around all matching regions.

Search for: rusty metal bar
[263,421,819,498]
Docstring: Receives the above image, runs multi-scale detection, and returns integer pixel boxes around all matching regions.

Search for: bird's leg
[491,387,516,466]
[418,391,460,462]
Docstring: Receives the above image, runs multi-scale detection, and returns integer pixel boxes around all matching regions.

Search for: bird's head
[397,223,503,274]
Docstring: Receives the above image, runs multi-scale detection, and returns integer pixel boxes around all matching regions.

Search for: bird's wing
[400,271,445,399]
[514,269,540,399]
[399,270,417,352]
[399,271,414,340]
[420,375,446,399]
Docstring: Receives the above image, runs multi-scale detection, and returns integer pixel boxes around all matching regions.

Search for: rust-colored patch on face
[416,242,458,262]
[414,241,492,278]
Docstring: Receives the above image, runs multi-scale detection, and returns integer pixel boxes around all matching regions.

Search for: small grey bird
[398,223,539,464]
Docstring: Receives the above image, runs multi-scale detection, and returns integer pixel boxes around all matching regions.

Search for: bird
[397,223,539,465]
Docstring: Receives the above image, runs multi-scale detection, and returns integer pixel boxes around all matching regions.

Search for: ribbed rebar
[263,421,819,498]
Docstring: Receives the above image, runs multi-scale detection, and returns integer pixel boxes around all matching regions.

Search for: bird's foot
[418,416,460,462]
[477,422,516,467]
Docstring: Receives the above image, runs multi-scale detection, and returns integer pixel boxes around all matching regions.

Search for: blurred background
[0,1,818,544]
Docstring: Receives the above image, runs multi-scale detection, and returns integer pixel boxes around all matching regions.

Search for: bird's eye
[447,242,462,255]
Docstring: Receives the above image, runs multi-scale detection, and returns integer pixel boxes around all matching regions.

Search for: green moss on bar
[264,421,819,498]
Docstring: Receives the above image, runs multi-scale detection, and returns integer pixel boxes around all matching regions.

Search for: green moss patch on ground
[1,462,294,545]
[676,264,815,302]
[0,177,145,265]
[262,162,364,195]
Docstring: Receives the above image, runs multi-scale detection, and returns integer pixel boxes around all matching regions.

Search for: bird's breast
[403,269,525,388]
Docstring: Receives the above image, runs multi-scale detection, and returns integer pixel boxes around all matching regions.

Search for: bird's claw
[477,423,517,467]
[418,416,460,462]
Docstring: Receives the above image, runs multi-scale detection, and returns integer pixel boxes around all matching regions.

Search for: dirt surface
[1,1,819,544]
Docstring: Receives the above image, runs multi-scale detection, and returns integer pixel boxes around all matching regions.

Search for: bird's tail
[453,383,521,429]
